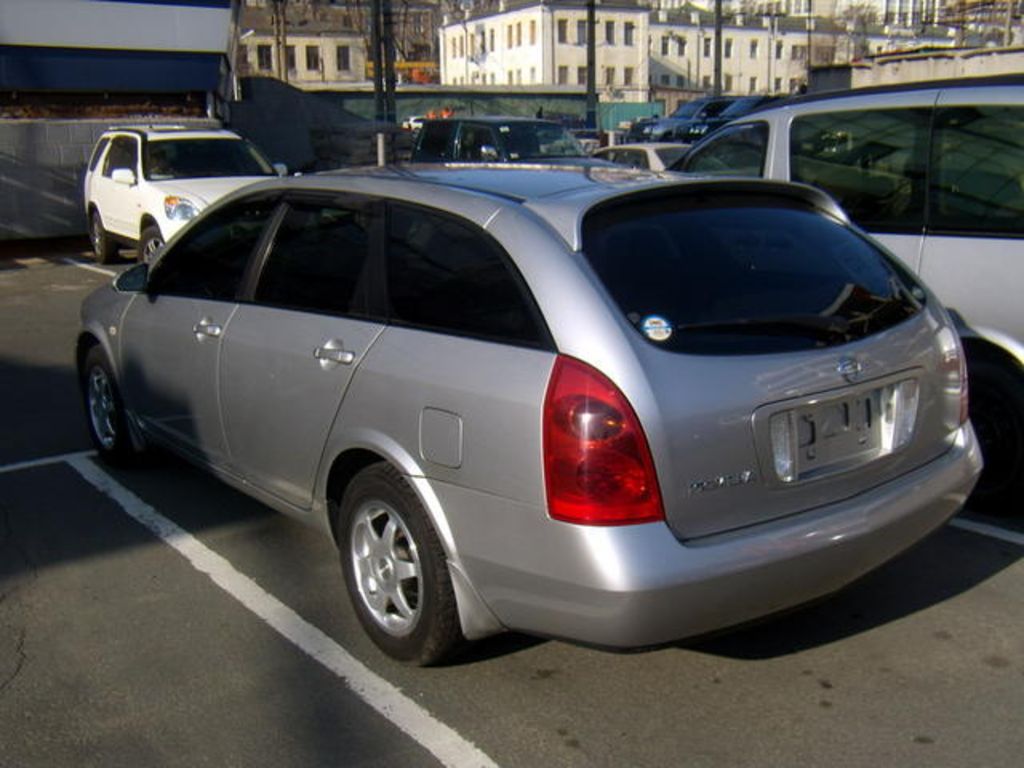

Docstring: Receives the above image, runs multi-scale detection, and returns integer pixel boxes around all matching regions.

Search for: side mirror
[111,168,136,186]
[114,263,148,293]
[480,144,500,162]
[273,162,288,176]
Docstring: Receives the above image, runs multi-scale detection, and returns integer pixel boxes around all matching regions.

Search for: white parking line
[64,455,499,768]
[949,518,1024,547]
[60,257,117,277]
[0,450,96,475]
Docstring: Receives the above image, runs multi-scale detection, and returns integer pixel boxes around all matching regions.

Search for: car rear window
[581,193,924,355]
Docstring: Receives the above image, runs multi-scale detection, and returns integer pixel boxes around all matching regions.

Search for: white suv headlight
[164,196,200,221]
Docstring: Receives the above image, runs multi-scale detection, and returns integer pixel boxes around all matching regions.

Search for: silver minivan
[78,166,981,664]
[680,76,1024,512]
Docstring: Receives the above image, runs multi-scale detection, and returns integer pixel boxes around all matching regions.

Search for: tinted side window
[790,109,929,232]
[681,122,768,175]
[88,137,110,172]
[414,122,456,161]
[386,204,545,346]
[255,201,372,315]
[930,105,1024,235]
[456,124,498,161]
[148,198,276,300]
[102,136,138,177]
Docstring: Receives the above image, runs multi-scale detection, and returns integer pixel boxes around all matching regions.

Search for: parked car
[592,142,689,170]
[411,116,601,164]
[84,125,281,263]
[626,97,734,143]
[78,165,980,665]
[677,75,1024,511]
[401,115,425,132]
[677,95,782,143]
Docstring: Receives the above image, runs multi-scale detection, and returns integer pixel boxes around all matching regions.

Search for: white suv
[84,126,280,263]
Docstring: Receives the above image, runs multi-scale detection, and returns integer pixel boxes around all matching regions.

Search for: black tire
[139,224,164,263]
[337,463,463,665]
[89,210,119,264]
[967,358,1024,514]
[79,345,141,464]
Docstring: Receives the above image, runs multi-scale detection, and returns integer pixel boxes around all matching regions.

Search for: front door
[120,195,279,466]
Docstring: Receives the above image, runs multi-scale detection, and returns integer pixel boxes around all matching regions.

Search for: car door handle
[314,343,355,366]
[192,319,223,340]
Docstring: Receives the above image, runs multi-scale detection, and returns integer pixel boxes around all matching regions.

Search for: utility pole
[272,0,288,84]
[586,0,597,129]
[371,0,385,121]
[806,0,813,89]
[713,0,723,96]
[382,0,396,123]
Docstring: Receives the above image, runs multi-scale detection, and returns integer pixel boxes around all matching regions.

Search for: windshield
[502,122,586,159]
[143,138,275,180]
[582,194,923,355]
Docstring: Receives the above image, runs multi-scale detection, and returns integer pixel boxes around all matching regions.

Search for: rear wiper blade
[673,314,852,340]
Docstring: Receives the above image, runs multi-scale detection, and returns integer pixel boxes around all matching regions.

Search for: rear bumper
[457,424,981,648]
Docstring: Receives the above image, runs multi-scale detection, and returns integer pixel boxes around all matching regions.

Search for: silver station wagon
[78,166,981,664]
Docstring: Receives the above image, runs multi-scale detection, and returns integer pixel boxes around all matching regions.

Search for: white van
[679,75,1024,512]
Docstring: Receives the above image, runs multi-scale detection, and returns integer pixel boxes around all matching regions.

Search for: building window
[516,69,522,84]
[749,76,758,92]
[459,36,464,58]
[774,77,782,92]
[724,74,733,91]
[605,66,614,85]
[285,45,296,72]
[624,22,634,46]
[792,44,807,61]
[257,44,273,71]
[724,38,733,59]
[557,18,567,44]
[703,38,711,57]
[677,38,686,56]
[557,65,569,85]
[305,45,320,71]
[661,36,669,56]
[577,66,587,85]
[660,73,670,85]
[507,25,513,48]
[577,20,587,45]
[516,22,522,47]
[775,40,784,59]
[336,45,350,72]
[530,66,536,83]
[702,75,711,89]
[750,40,759,59]
[530,20,536,45]
[489,29,495,51]
[605,21,615,45]
[789,77,800,92]
[508,70,514,84]
[676,74,685,87]
[623,66,634,86]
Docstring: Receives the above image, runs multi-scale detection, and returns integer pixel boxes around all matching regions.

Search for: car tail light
[543,356,664,526]
[938,327,969,426]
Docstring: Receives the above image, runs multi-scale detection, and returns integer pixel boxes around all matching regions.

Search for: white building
[438,0,651,102]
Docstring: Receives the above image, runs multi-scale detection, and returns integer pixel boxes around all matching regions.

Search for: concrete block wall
[0,118,215,241]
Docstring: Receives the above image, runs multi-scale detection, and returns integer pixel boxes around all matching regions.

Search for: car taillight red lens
[543,356,664,525]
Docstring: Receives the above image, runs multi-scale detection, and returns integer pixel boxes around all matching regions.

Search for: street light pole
[713,0,722,96]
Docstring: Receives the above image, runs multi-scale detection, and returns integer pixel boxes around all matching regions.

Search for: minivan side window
[148,198,276,301]
[255,201,373,316]
[681,122,768,175]
[930,106,1024,236]
[456,124,498,161]
[790,109,930,232]
[385,204,546,346]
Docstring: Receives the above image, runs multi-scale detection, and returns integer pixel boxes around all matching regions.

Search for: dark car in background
[411,117,599,164]
[626,97,735,143]
[677,95,782,143]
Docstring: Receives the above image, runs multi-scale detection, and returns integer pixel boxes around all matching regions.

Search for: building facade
[438,0,651,102]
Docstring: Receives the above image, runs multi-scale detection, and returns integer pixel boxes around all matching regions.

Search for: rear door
[919,89,1024,346]
[218,195,385,509]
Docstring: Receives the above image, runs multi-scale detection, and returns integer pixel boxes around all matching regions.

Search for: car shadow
[683,521,1021,660]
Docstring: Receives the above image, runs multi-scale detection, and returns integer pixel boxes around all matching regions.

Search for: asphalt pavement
[0,241,1021,768]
